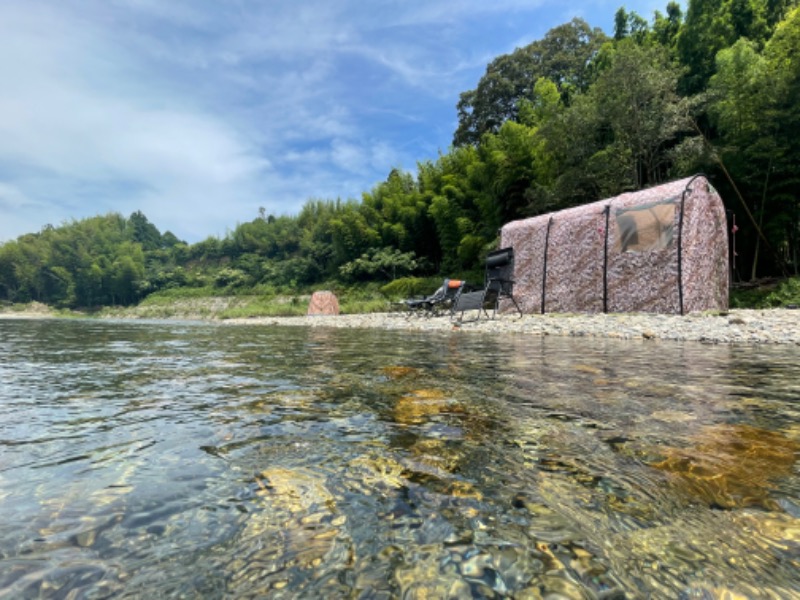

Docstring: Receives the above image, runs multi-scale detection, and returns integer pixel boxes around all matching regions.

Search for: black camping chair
[451,247,522,323]
[404,279,466,317]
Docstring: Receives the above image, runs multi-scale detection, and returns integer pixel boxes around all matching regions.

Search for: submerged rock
[394,389,463,425]
[226,467,353,597]
[380,366,420,379]
[649,424,799,510]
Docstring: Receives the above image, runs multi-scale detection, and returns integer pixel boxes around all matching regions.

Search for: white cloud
[0,183,38,211]
[330,140,366,173]
[0,1,274,241]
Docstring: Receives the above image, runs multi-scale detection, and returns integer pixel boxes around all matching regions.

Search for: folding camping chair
[451,247,522,323]
[404,279,466,317]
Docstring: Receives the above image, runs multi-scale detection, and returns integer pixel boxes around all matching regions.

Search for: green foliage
[729,285,773,307]
[330,201,381,266]
[614,8,650,44]
[730,277,800,307]
[763,277,800,306]
[218,297,309,319]
[339,247,420,282]
[653,2,684,49]
[213,268,251,289]
[338,296,391,314]
[587,41,692,188]
[703,6,800,277]
[336,284,393,314]
[139,286,217,304]
[454,18,608,146]
[678,0,773,93]
[709,39,767,140]
[127,211,163,251]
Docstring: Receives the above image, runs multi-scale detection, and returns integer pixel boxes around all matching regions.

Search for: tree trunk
[750,160,771,281]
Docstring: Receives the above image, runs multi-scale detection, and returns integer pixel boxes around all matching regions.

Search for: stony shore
[223,308,800,345]
[1,304,797,344]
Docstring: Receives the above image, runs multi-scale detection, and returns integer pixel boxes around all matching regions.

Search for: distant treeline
[2,0,799,308]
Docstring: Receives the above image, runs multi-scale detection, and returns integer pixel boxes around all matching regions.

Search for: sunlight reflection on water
[0,318,798,598]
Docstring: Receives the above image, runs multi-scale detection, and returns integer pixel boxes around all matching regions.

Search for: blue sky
[0,0,667,244]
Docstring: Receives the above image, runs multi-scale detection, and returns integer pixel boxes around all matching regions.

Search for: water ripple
[0,318,798,598]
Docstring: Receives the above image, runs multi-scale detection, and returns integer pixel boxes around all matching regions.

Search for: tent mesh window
[615,200,676,253]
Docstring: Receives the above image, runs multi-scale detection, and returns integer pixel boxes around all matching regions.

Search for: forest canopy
[2,0,799,309]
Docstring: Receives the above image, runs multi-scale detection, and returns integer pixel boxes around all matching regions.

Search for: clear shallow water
[0,318,798,599]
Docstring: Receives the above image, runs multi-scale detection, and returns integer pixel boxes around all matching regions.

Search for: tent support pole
[677,176,703,315]
[603,206,610,313]
[541,216,553,314]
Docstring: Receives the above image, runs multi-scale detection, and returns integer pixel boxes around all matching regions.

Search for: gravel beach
[2,304,797,344]
[224,308,800,345]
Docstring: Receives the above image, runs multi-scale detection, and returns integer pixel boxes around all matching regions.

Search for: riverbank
[222,308,799,344]
[4,302,796,344]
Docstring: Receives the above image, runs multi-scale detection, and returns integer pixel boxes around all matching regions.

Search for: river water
[0,318,798,599]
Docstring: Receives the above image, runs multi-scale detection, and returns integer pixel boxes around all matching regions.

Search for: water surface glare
[1,318,799,598]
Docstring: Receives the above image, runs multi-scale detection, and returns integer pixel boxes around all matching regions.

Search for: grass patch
[218,297,309,319]
[338,296,393,314]
[730,277,800,308]
[762,277,800,307]
[0,301,84,318]
[52,308,88,319]
[139,286,217,304]
[333,283,394,314]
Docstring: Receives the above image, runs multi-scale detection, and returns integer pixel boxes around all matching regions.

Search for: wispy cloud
[0,1,274,240]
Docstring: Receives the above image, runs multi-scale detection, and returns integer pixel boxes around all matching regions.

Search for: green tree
[44,266,76,307]
[0,242,23,301]
[653,2,684,49]
[329,201,380,267]
[14,235,47,302]
[757,6,800,272]
[420,147,485,273]
[705,7,800,276]
[81,262,105,306]
[709,39,766,141]
[296,199,339,282]
[361,169,430,254]
[471,120,548,230]
[678,0,773,93]
[110,243,145,305]
[614,7,629,40]
[766,0,797,25]
[339,247,420,281]
[161,231,183,248]
[588,41,693,188]
[454,18,607,146]
[127,210,162,251]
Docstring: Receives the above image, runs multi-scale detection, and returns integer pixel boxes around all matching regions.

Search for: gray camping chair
[452,248,522,323]
[404,278,466,318]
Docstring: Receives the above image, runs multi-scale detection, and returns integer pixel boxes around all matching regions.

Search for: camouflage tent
[500,175,729,315]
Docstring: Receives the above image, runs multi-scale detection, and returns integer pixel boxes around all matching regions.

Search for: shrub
[730,277,800,308]
[763,277,800,307]
[139,286,217,305]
